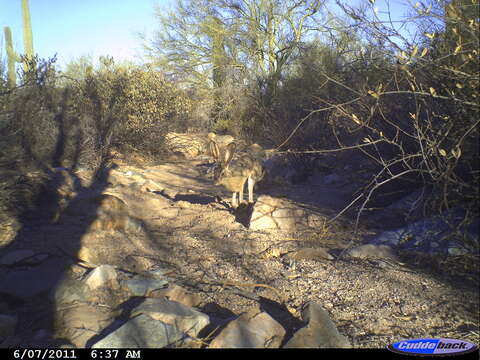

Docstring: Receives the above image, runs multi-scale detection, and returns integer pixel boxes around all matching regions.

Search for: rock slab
[284,302,350,348]
[92,298,209,348]
[209,310,285,348]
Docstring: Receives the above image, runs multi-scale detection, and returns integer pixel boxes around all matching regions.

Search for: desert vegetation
[0,0,479,349]
[1,0,478,237]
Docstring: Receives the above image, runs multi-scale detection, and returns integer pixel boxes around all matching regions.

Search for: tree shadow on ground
[0,85,119,347]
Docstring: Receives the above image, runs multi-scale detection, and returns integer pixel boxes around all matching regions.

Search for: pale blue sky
[1,0,168,69]
[1,0,414,70]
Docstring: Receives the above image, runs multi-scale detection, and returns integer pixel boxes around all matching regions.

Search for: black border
[2,348,479,360]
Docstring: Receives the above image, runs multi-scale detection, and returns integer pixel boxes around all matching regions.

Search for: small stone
[447,246,468,256]
[150,284,202,307]
[346,244,398,262]
[84,265,118,290]
[123,276,168,297]
[287,248,334,261]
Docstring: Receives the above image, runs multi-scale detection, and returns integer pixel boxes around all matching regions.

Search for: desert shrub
[234,0,478,226]
[209,78,251,138]
[316,0,480,223]
[60,57,193,158]
[118,65,192,154]
[0,54,196,228]
[266,43,350,149]
[3,57,65,167]
[2,54,195,171]
[73,56,130,166]
[0,57,61,226]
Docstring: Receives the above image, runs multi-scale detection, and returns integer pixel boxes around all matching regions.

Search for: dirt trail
[90,156,479,347]
[3,154,479,348]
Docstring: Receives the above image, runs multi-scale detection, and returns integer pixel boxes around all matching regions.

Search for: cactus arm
[4,26,20,88]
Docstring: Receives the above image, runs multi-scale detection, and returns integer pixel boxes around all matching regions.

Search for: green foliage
[60,55,95,83]
[148,0,326,132]
[123,66,191,135]
[57,57,193,156]
[0,52,193,173]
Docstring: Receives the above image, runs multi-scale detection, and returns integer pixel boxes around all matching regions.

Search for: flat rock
[56,304,117,348]
[284,302,350,348]
[130,297,209,337]
[122,276,168,297]
[250,196,324,231]
[209,310,285,348]
[91,314,182,348]
[51,277,89,305]
[92,297,210,349]
[150,284,202,307]
[0,249,35,265]
[372,209,479,255]
[0,256,71,299]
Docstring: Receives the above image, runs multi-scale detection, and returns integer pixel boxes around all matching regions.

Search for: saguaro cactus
[22,0,34,71]
[3,0,35,88]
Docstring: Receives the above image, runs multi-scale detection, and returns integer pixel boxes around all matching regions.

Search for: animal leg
[239,177,247,205]
[247,176,256,203]
[231,192,238,208]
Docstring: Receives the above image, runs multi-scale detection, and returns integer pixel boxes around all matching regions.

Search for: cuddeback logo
[388,338,478,356]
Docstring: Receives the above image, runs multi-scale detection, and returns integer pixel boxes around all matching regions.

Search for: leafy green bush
[118,65,192,154]
[61,57,193,158]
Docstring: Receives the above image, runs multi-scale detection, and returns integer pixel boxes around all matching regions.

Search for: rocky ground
[0,146,478,348]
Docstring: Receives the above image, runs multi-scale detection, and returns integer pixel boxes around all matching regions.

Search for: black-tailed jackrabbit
[210,139,265,208]
[206,132,234,155]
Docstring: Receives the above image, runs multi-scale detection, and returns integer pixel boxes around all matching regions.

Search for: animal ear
[210,141,220,161]
[224,142,236,166]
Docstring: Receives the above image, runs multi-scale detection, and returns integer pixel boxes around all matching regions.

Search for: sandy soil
[4,153,479,348]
